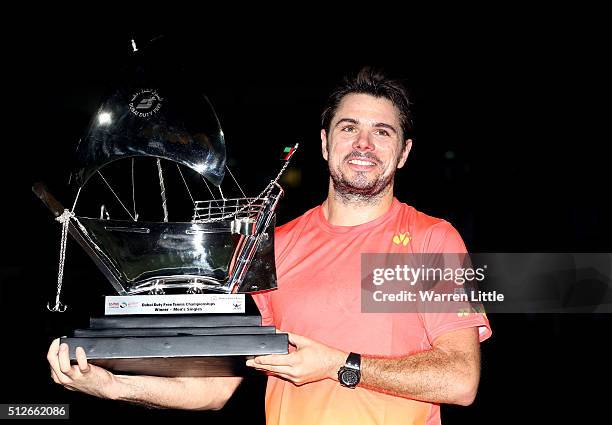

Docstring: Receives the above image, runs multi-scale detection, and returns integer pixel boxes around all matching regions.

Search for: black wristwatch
[337,352,361,388]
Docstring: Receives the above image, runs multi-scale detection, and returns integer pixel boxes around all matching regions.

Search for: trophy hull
[32,183,279,295]
[75,216,277,295]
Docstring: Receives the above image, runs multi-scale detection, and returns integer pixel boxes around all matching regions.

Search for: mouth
[348,159,377,166]
[345,155,380,172]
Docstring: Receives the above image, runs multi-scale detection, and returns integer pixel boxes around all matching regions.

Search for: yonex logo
[392,232,411,246]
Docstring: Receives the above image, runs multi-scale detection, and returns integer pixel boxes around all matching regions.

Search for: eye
[374,129,390,137]
[341,125,358,133]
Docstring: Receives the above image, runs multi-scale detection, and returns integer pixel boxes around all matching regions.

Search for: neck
[322,180,395,226]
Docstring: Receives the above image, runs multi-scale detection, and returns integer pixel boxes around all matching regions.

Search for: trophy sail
[71,45,226,188]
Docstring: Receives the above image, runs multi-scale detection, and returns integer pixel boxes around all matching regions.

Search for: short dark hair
[321,67,414,141]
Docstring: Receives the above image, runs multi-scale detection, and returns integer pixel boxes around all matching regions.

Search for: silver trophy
[34,40,293,376]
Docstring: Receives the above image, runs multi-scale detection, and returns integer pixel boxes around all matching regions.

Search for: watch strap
[345,352,361,370]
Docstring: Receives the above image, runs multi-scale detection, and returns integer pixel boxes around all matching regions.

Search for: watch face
[341,369,359,386]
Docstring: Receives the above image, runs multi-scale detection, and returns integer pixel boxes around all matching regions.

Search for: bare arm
[110,375,242,410]
[360,327,481,405]
[247,327,481,406]
[48,338,242,410]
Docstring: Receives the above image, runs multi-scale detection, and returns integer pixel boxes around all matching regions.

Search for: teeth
[349,159,375,166]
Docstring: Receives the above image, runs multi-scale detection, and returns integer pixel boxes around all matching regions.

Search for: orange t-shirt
[252,198,492,425]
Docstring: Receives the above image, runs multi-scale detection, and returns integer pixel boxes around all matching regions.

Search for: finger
[58,343,76,376]
[75,347,91,373]
[252,353,295,366]
[48,340,74,385]
[47,339,71,382]
[50,369,60,384]
[246,358,291,368]
[47,338,60,356]
[46,338,61,370]
[249,363,294,375]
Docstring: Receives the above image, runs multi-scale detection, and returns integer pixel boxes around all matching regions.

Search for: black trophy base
[62,333,288,377]
[85,356,259,377]
[63,300,288,377]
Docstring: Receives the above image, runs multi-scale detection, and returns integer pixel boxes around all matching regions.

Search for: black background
[2,13,610,423]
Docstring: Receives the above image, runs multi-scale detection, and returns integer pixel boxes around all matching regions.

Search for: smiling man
[47,67,491,425]
[247,68,492,424]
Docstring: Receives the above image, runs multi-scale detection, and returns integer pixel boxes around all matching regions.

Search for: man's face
[321,93,412,200]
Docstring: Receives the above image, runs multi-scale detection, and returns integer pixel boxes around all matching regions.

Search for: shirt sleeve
[421,311,492,344]
[420,220,493,344]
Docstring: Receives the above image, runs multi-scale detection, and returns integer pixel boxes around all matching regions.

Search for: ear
[396,139,413,169]
[321,129,329,161]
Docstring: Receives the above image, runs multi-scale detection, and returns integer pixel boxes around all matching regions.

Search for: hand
[246,332,346,386]
[47,338,117,399]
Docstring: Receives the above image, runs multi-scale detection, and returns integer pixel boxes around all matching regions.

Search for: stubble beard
[329,153,397,206]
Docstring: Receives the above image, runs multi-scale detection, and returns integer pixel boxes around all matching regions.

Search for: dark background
[2,16,610,423]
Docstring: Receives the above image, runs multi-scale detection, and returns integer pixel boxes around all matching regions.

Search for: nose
[352,130,374,152]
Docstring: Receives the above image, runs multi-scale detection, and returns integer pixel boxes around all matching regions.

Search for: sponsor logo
[129,89,163,117]
[392,232,411,246]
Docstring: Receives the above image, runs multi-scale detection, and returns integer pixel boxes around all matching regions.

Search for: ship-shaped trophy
[33,40,293,377]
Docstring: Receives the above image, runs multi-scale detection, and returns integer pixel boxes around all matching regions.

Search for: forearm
[359,346,480,406]
[247,328,481,405]
[109,376,242,410]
